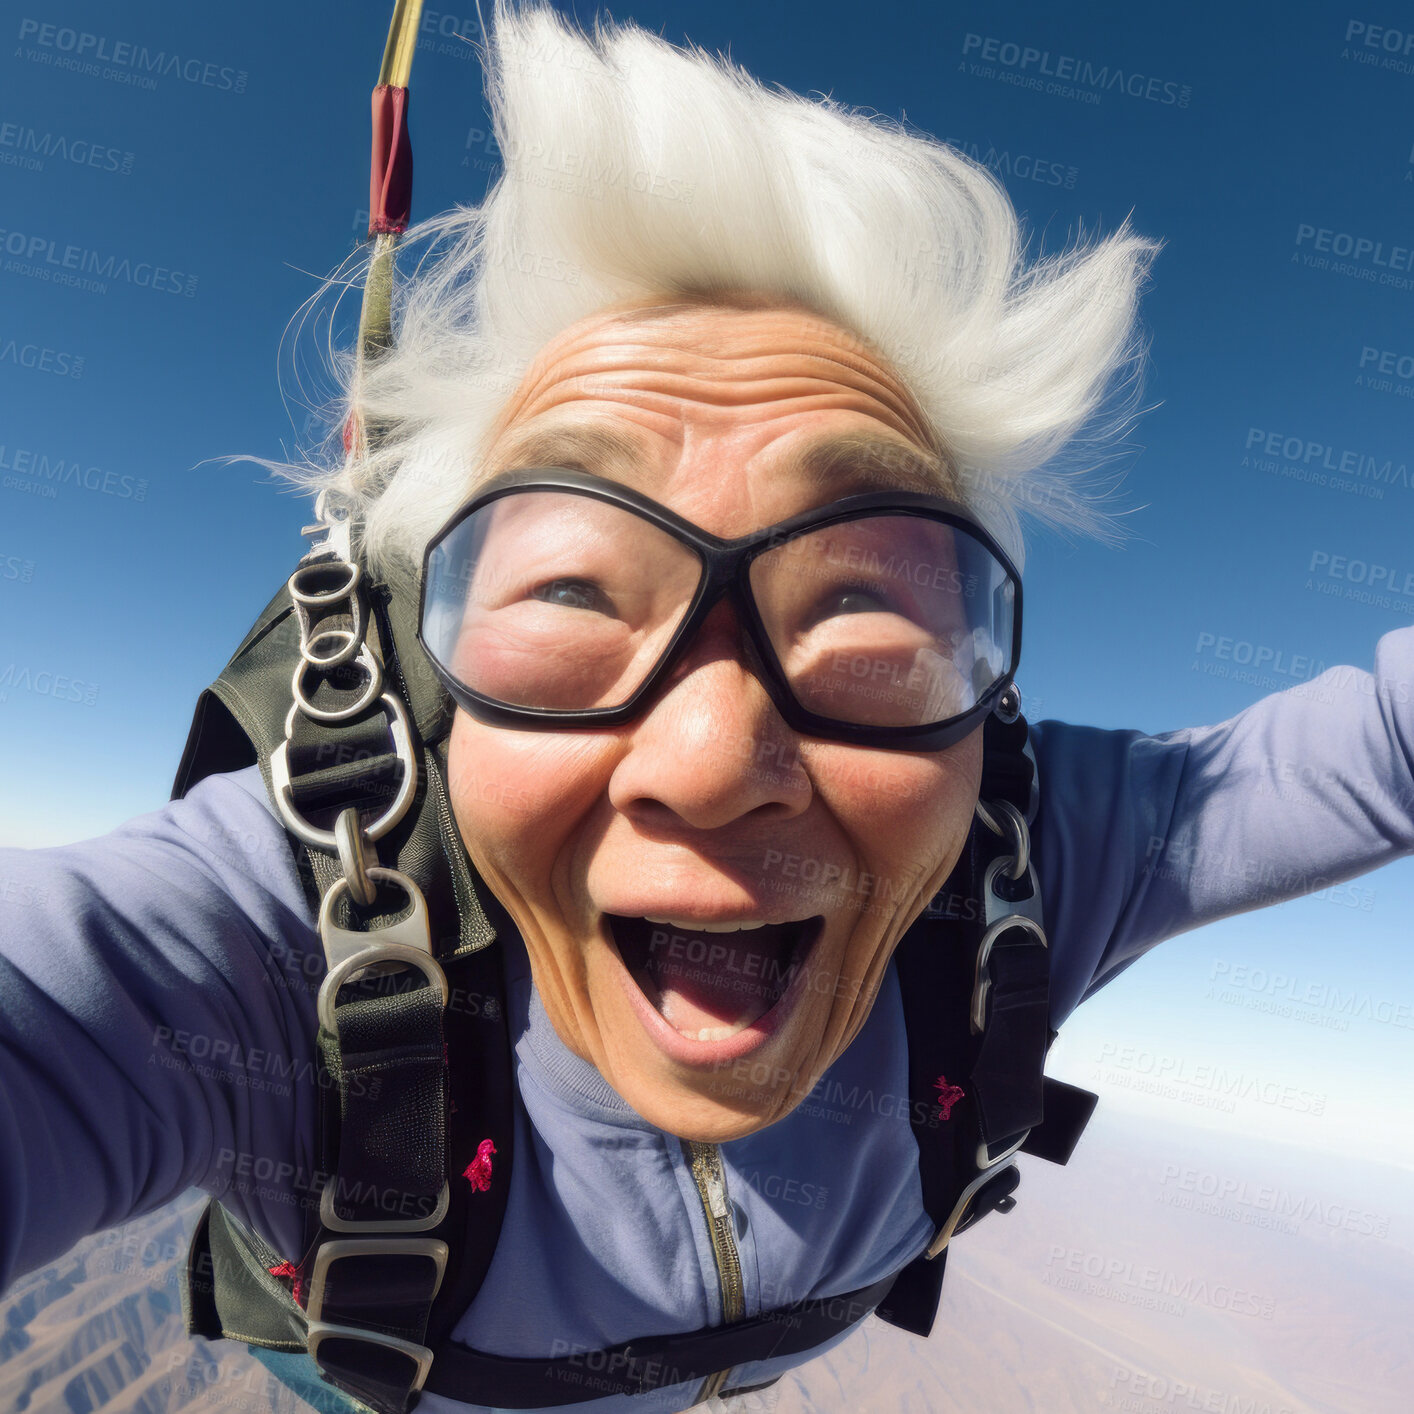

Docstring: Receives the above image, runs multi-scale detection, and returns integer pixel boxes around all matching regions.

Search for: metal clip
[292,640,384,723]
[317,867,433,974]
[924,1164,1021,1260]
[271,693,418,851]
[971,796,1046,1034]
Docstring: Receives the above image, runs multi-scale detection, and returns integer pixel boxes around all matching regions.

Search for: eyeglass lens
[422,491,1015,728]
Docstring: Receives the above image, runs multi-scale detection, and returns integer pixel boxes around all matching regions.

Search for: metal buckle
[924,1164,1020,1260]
[305,1237,450,1322]
[317,944,448,1033]
[319,1177,451,1234]
[271,693,418,851]
[976,1131,1029,1170]
[971,872,1046,1034]
[318,867,433,971]
[306,1322,435,1395]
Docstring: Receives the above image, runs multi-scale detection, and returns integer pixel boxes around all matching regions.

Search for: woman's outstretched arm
[1032,624,1414,1027]
[0,766,323,1295]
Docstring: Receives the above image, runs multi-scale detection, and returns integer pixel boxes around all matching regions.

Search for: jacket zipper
[682,1139,745,1402]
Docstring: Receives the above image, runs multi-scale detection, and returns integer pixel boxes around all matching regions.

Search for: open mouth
[607,913,824,1044]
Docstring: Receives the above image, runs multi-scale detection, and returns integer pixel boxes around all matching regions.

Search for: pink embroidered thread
[933,1075,965,1121]
[268,1260,304,1305]
[463,1138,497,1192]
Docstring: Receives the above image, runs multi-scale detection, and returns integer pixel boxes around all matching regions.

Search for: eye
[531,577,617,615]
[829,588,892,615]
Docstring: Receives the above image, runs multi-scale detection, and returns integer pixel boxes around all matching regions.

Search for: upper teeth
[644,916,770,933]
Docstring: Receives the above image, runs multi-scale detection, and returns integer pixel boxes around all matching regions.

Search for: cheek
[445,714,617,888]
[804,735,981,883]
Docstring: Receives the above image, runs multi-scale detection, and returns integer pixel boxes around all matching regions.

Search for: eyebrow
[488,422,952,496]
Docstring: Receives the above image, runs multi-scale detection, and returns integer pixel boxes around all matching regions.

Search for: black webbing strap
[317,979,447,1229]
[1019,1078,1099,1165]
[421,1273,898,1408]
[968,938,1049,1143]
[876,709,1094,1339]
[171,560,513,1414]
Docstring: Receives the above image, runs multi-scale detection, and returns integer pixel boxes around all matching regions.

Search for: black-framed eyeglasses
[417,468,1022,752]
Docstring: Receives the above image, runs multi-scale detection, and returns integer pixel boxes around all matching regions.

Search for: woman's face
[445,299,983,1141]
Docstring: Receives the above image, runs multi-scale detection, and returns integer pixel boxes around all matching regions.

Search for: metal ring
[334,808,378,907]
[292,641,383,723]
[925,1164,1019,1260]
[300,625,363,672]
[289,556,362,607]
[974,797,1029,881]
[317,942,449,1033]
[271,693,419,851]
[289,558,366,669]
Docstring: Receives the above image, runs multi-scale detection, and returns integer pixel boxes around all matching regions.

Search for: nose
[606,599,813,831]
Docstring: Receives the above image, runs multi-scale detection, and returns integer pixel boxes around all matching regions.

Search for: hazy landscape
[3,1111,1409,1413]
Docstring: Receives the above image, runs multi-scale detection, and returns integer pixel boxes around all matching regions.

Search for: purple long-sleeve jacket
[2,628,1412,1412]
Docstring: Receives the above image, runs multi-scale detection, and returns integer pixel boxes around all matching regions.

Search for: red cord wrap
[268,1260,305,1305]
[369,84,413,235]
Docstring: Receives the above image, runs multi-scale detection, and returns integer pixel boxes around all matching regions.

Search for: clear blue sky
[2,0,1412,1169]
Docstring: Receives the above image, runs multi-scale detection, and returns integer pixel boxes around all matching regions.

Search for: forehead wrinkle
[489,416,953,503]
[503,307,933,444]
[599,344,928,440]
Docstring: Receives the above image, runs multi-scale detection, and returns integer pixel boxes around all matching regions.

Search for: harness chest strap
[173,554,1096,1412]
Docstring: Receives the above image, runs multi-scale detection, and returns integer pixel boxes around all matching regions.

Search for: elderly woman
[2,4,1411,1414]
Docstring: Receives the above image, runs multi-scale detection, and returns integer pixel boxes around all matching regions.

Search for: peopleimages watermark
[943,135,1078,189]
[462,127,696,203]
[1092,1042,1327,1117]
[1355,343,1414,398]
[1239,427,1402,502]
[1306,548,1414,613]
[0,442,148,501]
[417,7,480,60]
[1106,1364,1297,1414]
[0,664,100,707]
[0,335,84,378]
[1207,959,1412,1032]
[959,33,1192,107]
[0,228,198,297]
[1155,1161,1391,1240]
[0,119,134,175]
[15,20,248,93]
[1292,223,1414,290]
[1340,19,1414,74]
[0,553,35,583]
[1044,1245,1276,1320]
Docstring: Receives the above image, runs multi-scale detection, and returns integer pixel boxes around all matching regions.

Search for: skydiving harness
[171,508,1099,1414]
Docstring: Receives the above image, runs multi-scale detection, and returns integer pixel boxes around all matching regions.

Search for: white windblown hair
[282,0,1158,577]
